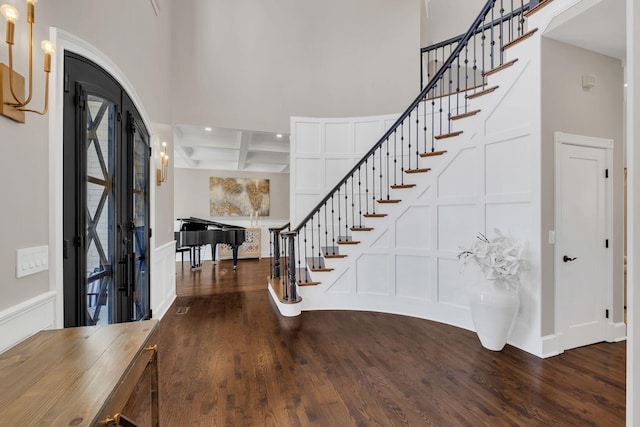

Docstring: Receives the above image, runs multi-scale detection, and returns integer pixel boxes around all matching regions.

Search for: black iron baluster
[358,167,363,224]
[324,202,329,254]
[310,216,315,269]
[317,214,322,265]
[393,129,398,186]
[364,159,369,214]
[499,0,504,64]
[372,149,377,205]
[385,138,391,195]
[413,108,418,166]
[345,181,349,238]
[303,224,308,282]
[336,190,341,248]
[351,175,356,228]
[422,100,427,154]
[490,0,495,70]
[379,141,384,200]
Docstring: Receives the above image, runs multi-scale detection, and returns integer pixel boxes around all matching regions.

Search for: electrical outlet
[16,245,48,278]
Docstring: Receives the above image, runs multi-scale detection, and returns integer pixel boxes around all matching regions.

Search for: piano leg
[190,247,197,268]
[232,246,239,270]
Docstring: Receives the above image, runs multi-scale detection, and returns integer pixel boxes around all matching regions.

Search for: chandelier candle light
[0,0,55,123]
[157,142,169,185]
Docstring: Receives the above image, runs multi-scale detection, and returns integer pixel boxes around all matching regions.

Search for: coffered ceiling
[173,124,290,173]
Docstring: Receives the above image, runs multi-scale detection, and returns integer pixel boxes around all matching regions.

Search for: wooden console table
[0,320,159,426]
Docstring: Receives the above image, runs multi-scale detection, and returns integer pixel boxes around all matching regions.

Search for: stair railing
[420,0,532,91]
[279,0,535,301]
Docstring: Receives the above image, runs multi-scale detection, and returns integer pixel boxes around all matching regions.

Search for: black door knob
[563,255,577,262]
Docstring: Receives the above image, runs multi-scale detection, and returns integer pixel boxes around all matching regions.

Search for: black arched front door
[63,52,151,327]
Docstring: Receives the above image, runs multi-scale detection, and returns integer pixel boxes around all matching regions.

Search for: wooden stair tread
[523,0,554,17]
[421,83,484,102]
[502,28,538,51]
[466,85,499,100]
[483,59,518,77]
[337,240,360,245]
[377,199,401,204]
[324,254,347,259]
[390,184,416,189]
[363,213,387,218]
[351,227,374,231]
[451,110,480,121]
[311,267,334,272]
[298,281,321,286]
[405,168,431,174]
[420,150,447,158]
[435,130,463,140]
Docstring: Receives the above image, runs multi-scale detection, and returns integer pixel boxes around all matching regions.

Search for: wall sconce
[0,0,55,123]
[156,142,168,186]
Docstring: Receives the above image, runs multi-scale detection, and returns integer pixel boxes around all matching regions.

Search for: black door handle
[563,255,577,262]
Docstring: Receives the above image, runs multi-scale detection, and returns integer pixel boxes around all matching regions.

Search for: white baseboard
[0,292,57,353]
[540,333,563,358]
[607,321,627,342]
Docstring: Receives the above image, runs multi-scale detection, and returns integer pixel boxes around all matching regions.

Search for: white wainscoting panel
[437,204,477,251]
[438,258,474,307]
[152,241,177,319]
[395,255,431,300]
[0,291,56,353]
[396,207,431,250]
[356,254,390,295]
[437,148,478,198]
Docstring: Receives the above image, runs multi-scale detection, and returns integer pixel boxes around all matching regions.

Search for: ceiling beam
[238,131,251,171]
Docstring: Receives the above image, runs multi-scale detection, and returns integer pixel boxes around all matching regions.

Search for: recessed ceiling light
[276,134,283,138]
[204,127,212,132]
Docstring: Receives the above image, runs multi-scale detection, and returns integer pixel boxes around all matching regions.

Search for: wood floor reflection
[124,258,625,426]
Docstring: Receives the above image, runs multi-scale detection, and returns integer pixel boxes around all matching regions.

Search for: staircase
[269,0,557,349]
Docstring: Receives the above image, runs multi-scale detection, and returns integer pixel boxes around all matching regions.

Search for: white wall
[541,37,625,334]
[171,0,421,134]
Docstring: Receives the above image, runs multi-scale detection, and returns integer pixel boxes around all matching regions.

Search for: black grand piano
[175,217,246,269]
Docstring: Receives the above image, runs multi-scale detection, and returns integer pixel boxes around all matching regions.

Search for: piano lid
[177,217,246,230]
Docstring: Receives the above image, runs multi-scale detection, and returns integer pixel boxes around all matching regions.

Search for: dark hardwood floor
[124,258,625,426]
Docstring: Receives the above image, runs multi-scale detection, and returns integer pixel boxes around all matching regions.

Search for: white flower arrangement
[458,229,525,283]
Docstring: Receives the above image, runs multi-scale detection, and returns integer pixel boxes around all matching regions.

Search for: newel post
[281,231,300,302]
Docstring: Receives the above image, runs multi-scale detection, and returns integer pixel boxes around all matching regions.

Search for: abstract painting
[209,177,270,216]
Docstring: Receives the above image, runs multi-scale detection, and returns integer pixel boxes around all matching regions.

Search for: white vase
[468,278,520,351]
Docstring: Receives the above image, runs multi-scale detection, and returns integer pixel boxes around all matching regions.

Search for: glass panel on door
[85,95,116,325]
[132,127,150,321]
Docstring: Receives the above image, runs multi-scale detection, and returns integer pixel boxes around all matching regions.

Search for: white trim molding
[0,292,56,353]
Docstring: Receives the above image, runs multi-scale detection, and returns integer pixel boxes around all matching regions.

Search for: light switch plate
[16,245,48,278]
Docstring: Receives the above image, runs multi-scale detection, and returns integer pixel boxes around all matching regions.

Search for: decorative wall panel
[209,177,270,216]
[356,254,389,295]
[395,255,430,300]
